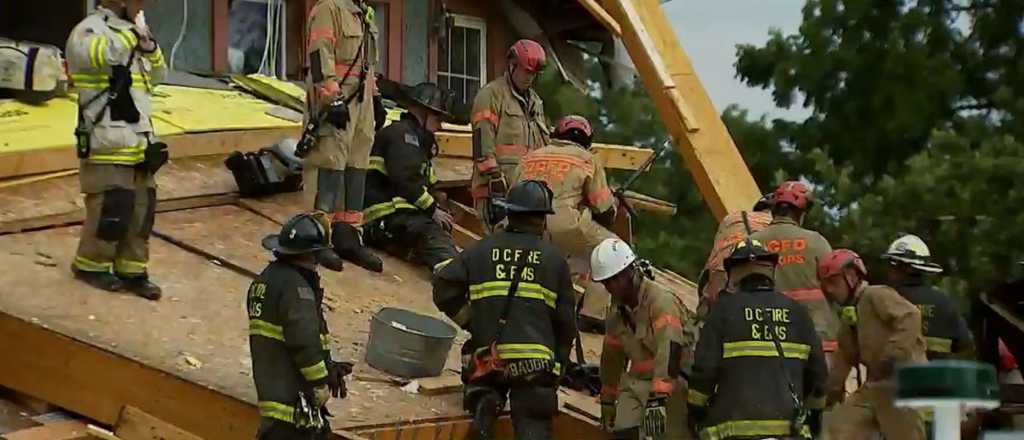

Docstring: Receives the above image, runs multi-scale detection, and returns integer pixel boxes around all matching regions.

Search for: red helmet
[817,249,867,281]
[508,39,546,73]
[774,181,812,210]
[554,115,593,138]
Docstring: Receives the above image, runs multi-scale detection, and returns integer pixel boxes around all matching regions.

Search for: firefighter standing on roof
[697,194,774,319]
[688,239,827,440]
[248,213,353,439]
[514,115,618,331]
[818,249,927,440]
[750,182,838,360]
[432,180,576,440]
[882,234,975,360]
[66,0,167,300]
[362,82,458,272]
[302,0,387,273]
[592,238,694,440]
[470,39,550,231]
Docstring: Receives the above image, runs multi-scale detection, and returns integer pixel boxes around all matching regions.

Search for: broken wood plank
[85,425,121,440]
[447,201,485,237]
[0,128,299,180]
[434,132,655,171]
[1,420,88,440]
[415,375,463,396]
[622,190,676,216]
[559,389,600,423]
[0,170,79,190]
[114,406,202,440]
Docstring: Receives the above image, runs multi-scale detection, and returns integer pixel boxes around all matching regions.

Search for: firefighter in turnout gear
[303,0,384,273]
[515,115,618,330]
[362,82,458,271]
[750,181,838,358]
[432,180,576,440]
[470,39,550,232]
[697,194,774,317]
[688,239,827,440]
[882,234,975,359]
[249,213,353,439]
[818,249,927,440]
[67,0,168,299]
[593,238,695,440]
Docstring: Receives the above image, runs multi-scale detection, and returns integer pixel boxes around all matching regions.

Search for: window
[370,2,388,77]
[228,0,287,76]
[438,15,486,106]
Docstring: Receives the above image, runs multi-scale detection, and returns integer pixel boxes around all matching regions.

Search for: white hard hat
[881,234,943,273]
[591,238,637,282]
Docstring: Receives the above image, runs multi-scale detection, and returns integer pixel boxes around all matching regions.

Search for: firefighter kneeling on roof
[688,238,827,440]
[248,213,353,439]
[818,249,927,439]
[362,82,458,272]
[593,238,696,440]
[514,115,618,332]
[67,0,168,300]
[432,180,576,440]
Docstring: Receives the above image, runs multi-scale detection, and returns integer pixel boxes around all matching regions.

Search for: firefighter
[750,181,838,359]
[362,82,458,272]
[592,238,694,440]
[66,0,168,300]
[432,180,576,440]
[302,0,387,273]
[697,194,774,318]
[470,39,550,232]
[248,213,353,439]
[688,239,827,440]
[882,234,975,360]
[514,114,617,331]
[818,249,927,440]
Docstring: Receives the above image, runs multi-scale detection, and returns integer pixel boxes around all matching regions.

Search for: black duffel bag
[224,145,303,198]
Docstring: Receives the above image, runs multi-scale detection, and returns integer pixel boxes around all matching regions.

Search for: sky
[662,0,809,120]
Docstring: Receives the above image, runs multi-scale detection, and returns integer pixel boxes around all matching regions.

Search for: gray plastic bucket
[365,307,457,378]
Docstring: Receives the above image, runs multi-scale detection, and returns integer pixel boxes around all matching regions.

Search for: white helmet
[881,234,943,273]
[591,238,637,281]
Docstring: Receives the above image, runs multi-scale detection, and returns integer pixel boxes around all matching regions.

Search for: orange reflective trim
[475,157,498,173]
[471,110,499,126]
[652,314,683,331]
[308,27,336,45]
[629,358,655,374]
[600,385,620,399]
[587,186,613,208]
[318,81,340,99]
[784,288,825,302]
[526,154,591,171]
[495,144,529,157]
[335,63,365,77]
[471,185,490,200]
[604,334,622,348]
[333,210,364,225]
[822,340,838,352]
[651,378,676,395]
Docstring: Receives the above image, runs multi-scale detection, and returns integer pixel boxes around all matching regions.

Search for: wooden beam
[114,406,203,440]
[601,0,761,219]
[0,312,259,440]
[576,0,622,36]
[415,375,463,396]
[434,132,656,171]
[0,128,300,180]
[622,190,676,216]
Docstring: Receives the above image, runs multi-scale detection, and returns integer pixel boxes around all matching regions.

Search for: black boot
[468,393,501,440]
[331,223,383,273]
[121,275,162,300]
[72,267,125,292]
[315,249,344,272]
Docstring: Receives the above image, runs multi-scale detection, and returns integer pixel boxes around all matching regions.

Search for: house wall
[435,0,516,83]
[148,0,214,72]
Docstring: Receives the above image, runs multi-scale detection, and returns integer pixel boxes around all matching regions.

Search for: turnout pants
[365,210,458,271]
[74,163,156,278]
[303,95,375,226]
[255,418,327,440]
[612,374,691,440]
[824,381,924,440]
[550,210,618,322]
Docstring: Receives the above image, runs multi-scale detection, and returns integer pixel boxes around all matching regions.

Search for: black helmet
[261,213,331,255]
[400,82,453,117]
[723,238,779,272]
[498,180,555,214]
[753,192,774,211]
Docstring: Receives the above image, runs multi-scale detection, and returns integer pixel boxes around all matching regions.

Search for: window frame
[437,13,487,103]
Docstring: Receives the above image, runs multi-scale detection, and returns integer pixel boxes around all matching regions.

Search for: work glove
[326,100,350,131]
[327,360,353,399]
[313,385,332,407]
[432,208,454,232]
[143,140,169,174]
[643,395,668,438]
[600,400,616,432]
[133,11,157,52]
[373,94,387,132]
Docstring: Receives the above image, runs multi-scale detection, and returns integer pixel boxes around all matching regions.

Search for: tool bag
[224,145,303,198]
[0,39,66,103]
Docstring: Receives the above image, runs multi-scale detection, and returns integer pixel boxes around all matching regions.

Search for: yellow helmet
[881,234,943,274]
